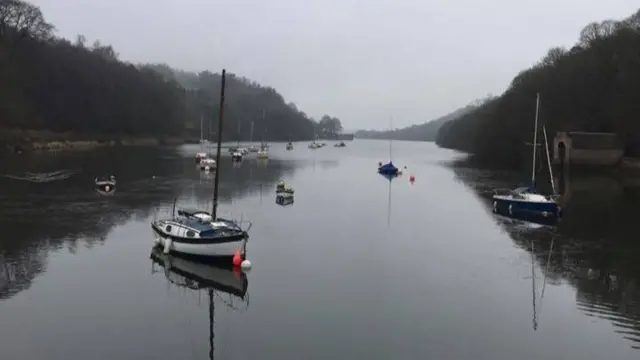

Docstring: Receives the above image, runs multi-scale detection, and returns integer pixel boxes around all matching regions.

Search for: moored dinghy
[199,157,216,171]
[275,180,294,194]
[95,175,116,193]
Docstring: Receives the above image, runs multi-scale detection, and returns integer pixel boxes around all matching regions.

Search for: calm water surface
[0,140,639,360]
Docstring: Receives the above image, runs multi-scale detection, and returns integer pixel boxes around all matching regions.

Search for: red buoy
[409,175,415,183]
[232,249,242,266]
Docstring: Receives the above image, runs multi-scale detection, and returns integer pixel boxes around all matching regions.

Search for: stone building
[553,132,624,167]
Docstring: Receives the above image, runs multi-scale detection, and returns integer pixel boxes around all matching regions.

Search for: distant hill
[354,104,478,141]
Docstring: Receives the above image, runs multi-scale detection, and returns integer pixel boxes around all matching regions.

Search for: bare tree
[541,47,567,67]
[0,0,54,39]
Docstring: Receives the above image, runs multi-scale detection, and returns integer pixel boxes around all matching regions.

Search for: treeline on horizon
[0,0,343,145]
[354,100,485,141]
[436,8,640,166]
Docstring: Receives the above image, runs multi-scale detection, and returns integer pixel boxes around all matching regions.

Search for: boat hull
[152,225,246,257]
[492,196,561,219]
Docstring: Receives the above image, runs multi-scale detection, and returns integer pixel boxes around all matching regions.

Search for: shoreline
[1,129,185,154]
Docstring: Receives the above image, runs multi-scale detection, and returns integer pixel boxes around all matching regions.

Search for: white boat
[195,152,208,163]
[199,157,216,170]
[196,115,209,163]
[256,149,269,159]
[256,110,269,158]
[152,208,249,257]
[231,151,243,162]
[276,192,294,206]
[152,69,251,258]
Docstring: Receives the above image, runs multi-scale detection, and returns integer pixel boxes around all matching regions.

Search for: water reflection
[0,147,295,302]
[451,157,640,350]
[149,247,248,359]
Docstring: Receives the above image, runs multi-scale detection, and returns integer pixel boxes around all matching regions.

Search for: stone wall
[553,131,624,167]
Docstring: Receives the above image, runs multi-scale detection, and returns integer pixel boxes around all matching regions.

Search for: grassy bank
[0,129,185,154]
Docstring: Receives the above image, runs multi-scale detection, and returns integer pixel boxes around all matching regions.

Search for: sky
[29,0,639,130]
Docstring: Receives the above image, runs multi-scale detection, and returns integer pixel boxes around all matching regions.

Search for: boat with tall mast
[231,121,243,162]
[247,118,258,152]
[152,69,251,257]
[378,117,400,176]
[257,110,269,159]
[196,114,209,164]
[492,93,561,220]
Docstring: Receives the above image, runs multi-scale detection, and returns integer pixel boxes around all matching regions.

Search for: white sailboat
[257,110,269,159]
[195,114,209,164]
[153,69,251,258]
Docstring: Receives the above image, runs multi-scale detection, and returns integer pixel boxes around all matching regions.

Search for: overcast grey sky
[30,0,638,130]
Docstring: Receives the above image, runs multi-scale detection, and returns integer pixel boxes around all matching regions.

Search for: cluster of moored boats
[307,140,346,149]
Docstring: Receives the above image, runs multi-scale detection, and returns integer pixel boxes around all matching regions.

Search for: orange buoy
[232,249,242,266]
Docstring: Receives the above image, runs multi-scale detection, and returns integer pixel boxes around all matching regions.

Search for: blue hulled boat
[378,162,399,176]
[492,93,561,220]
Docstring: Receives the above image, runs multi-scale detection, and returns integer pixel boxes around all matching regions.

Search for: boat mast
[262,109,267,147]
[542,125,556,195]
[200,114,204,152]
[389,117,393,161]
[531,93,540,190]
[212,69,226,218]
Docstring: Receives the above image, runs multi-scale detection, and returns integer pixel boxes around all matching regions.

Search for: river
[0,140,638,359]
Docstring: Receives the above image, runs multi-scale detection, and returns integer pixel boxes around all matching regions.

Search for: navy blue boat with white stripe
[491,93,562,222]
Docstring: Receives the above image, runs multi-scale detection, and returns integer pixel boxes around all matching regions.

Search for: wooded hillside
[0,0,339,146]
[436,9,640,165]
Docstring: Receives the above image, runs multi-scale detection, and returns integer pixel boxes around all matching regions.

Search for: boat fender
[163,238,173,254]
[493,201,497,212]
[241,260,252,270]
[105,185,110,192]
[508,204,513,216]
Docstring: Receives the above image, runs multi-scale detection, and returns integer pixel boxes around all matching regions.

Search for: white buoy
[241,259,252,270]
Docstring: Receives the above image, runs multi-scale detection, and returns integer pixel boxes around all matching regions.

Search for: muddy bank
[1,129,184,154]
